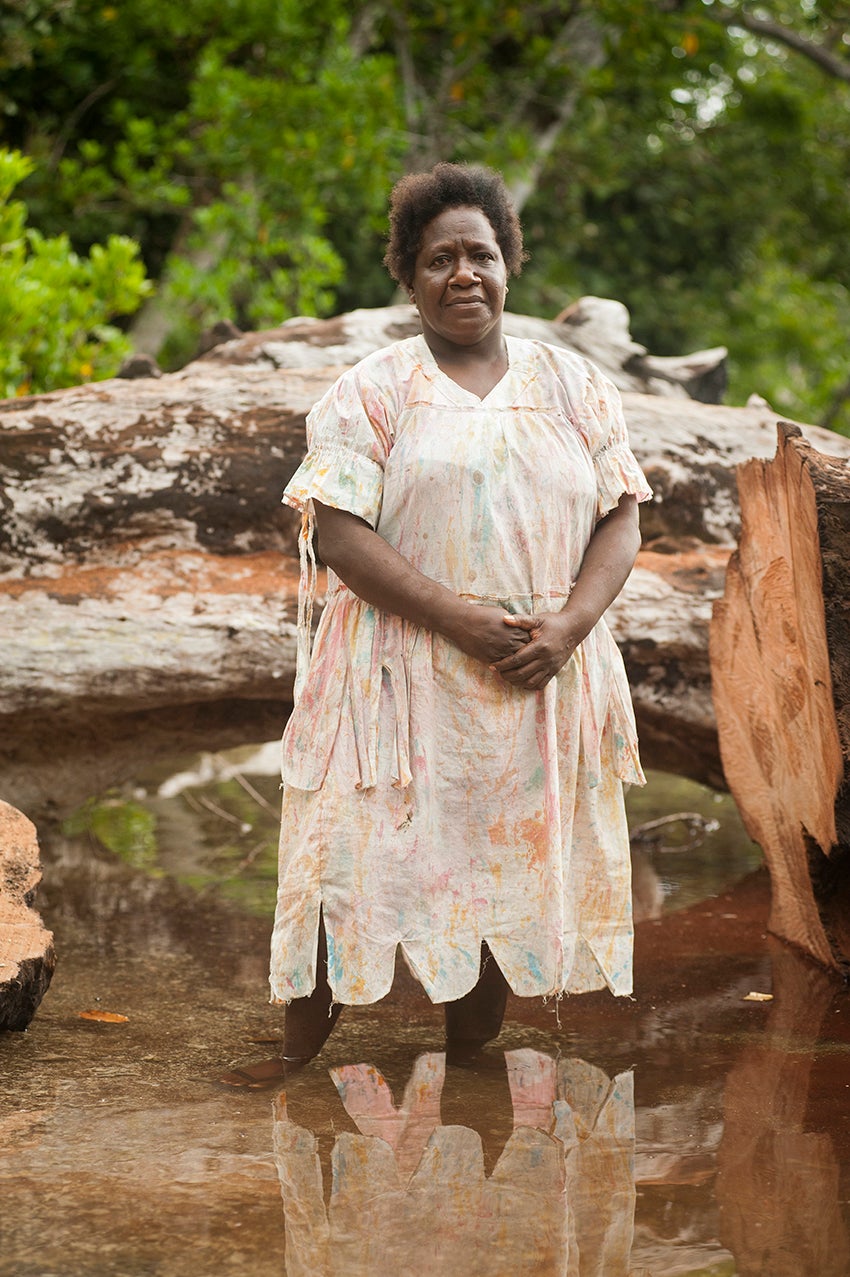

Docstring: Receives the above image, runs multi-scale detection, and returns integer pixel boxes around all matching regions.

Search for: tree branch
[391,10,425,142]
[506,10,608,213]
[703,4,850,83]
[48,78,118,170]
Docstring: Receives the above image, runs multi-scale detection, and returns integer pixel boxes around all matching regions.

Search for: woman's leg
[443,941,509,1046]
[219,910,341,1087]
[283,910,342,1063]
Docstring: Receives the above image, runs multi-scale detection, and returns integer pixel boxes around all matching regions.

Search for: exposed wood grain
[0,800,55,1029]
[711,424,850,970]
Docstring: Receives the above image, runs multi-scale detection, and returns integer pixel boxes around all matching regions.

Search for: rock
[0,800,55,1029]
[117,353,162,380]
[196,319,244,357]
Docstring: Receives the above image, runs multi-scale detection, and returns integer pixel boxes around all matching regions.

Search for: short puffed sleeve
[581,366,653,519]
[282,366,392,528]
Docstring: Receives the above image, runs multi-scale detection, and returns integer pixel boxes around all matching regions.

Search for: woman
[270,162,651,1067]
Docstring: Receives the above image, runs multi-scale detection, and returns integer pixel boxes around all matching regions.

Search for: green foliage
[2,0,405,366]
[712,249,850,432]
[153,21,402,364]
[0,147,151,397]
[511,4,850,431]
[3,0,849,424]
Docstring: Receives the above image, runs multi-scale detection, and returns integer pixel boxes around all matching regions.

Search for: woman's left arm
[491,493,641,690]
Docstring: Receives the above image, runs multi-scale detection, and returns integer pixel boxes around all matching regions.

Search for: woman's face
[410,205,508,352]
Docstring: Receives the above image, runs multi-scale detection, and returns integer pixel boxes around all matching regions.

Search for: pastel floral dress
[270,334,652,1007]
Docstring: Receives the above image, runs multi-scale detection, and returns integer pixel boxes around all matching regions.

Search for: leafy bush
[0,148,152,398]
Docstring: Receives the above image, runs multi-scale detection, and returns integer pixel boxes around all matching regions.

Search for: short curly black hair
[384,162,526,290]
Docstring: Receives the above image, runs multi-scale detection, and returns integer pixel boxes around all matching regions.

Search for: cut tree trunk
[0,800,55,1029]
[710,423,850,973]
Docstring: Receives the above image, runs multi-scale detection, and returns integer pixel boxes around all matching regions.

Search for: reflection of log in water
[716,939,850,1277]
[272,1052,636,1277]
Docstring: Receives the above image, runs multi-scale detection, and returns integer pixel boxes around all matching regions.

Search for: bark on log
[0,800,55,1029]
[710,423,850,972]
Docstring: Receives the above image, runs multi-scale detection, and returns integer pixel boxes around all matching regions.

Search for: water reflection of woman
[273,1052,637,1275]
[269,162,651,1066]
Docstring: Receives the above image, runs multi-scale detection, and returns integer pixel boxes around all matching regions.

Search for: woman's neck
[424,328,508,399]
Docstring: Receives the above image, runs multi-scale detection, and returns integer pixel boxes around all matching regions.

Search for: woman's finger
[498,654,550,681]
[492,640,549,672]
[503,613,539,632]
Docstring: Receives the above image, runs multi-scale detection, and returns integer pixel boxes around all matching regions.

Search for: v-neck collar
[415,333,514,406]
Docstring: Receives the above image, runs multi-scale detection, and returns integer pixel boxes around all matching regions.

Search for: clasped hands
[454,604,579,691]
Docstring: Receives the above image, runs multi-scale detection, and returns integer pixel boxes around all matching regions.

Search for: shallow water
[2,750,849,1276]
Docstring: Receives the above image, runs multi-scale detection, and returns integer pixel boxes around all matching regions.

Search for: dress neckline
[415,333,513,405]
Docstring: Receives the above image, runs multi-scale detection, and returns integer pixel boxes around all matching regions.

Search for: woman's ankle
[283,994,342,1060]
[444,946,509,1044]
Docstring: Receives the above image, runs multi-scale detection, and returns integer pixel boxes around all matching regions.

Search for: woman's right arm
[314,501,529,665]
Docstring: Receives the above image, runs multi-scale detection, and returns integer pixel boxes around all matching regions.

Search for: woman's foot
[283,993,343,1061]
[218,1056,288,1089]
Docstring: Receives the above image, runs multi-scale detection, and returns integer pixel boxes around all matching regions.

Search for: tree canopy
[2,0,849,430]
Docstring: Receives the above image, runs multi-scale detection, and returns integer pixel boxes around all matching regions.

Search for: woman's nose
[450,256,479,284]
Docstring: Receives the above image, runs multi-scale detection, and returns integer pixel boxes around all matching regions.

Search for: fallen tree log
[2,302,850,820]
[710,424,850,972]
[0,549,301,717]
[0,540,728,816]
[203,298,727,400]
[0,800,55,1029]
[610,539,733,791]
[0,301,773,576]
